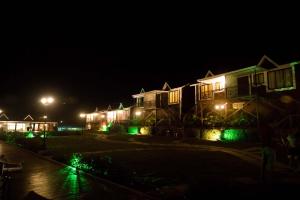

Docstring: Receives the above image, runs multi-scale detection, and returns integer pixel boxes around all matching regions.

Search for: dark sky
[1,31,299,123]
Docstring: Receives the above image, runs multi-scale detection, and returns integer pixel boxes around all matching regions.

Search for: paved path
[0,141,155,200]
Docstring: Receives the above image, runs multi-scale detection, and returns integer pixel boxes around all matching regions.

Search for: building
[191,56,300,127]
[86,104,131,131]
[0,115,57,132]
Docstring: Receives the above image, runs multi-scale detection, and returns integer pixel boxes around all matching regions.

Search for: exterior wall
[144,92,156,109]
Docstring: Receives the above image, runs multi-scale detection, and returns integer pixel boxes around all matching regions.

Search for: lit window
[215,82,220,90]
[200,84,213,99]
[169,90,179,104]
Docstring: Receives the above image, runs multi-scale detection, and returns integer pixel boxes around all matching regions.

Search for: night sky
[1,31,299,123]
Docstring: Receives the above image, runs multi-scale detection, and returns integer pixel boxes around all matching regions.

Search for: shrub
[110,124,126,134]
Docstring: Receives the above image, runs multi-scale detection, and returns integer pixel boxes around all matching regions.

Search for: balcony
[199,86,254,101]
[135,101,165,109]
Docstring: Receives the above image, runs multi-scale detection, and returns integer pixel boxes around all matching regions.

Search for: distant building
[0,114,57,132]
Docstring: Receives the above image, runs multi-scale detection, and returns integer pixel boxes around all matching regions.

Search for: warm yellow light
[47,97,54,104]
[43,115,47,119]
[215,103,226,110]
[135,111,142,116]
[40,96,54,105]
[40,98,47,104]
[79,113,86,118]
[101,114,105,118]
[0,109,2,114]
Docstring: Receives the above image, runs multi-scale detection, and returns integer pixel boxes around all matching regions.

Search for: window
[137,97,144,107]
[169,90,179,104]
[200,84,213,99]
[253,73,264,85]
[268,68,293,90]
[215,82,220,91]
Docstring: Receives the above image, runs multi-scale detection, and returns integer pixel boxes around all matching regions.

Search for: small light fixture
[135,111,142,116]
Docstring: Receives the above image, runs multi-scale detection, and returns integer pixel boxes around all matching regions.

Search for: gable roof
[162,82,171,91]
[257,55,280,69]
[24,115,34,121]
[205,70,214,78]
[0,113,9,120]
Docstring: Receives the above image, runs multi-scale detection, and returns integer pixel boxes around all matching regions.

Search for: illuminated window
[169,90,179,104]
[200,84,213,99]
[268,68,293,90]
[7,123,16,131]
[215,82,220,90]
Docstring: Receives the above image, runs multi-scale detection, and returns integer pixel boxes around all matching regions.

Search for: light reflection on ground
[58,166,91,199]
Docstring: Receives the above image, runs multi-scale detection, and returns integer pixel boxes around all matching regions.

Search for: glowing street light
[0,109,2,114]
[40,96,54,149]
[40,97,54,105]
[79,113,86,118]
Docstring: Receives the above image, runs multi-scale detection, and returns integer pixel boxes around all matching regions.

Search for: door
[237,76,250,97]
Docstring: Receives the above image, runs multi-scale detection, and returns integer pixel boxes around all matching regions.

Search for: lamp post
[79,113,86,134]
[40,96,54,150]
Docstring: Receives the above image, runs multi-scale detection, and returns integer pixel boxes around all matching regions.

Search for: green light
[202,129,221,141]
[128,126,139,135]
[221,129,246,141]
[69,153,92,171]
[107,122,113,128]
[25,131,35,138]
[101,125,109,132]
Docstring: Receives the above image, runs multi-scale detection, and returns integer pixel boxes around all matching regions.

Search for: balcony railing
[200,86,255,100]
[135,101,165,109]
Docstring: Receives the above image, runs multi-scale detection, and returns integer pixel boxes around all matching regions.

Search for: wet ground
[0,141,154,200]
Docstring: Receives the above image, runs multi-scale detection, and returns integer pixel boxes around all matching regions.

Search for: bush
[110,124,126,134]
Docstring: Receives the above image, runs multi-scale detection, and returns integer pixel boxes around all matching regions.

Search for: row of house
[86,56,300,132]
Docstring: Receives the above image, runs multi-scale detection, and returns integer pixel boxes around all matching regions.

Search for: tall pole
[40,96,54,150]
[43,106,47,150]
[255,68,260,129]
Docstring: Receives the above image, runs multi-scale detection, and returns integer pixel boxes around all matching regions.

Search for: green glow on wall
[25,131,35,138]
[128,126,139,135]
[221,129,246,141]
[107,122,113,128]
[202,129,221,141]
[69,153,92,171]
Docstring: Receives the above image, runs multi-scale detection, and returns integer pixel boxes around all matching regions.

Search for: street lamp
[79,113,86,134]
[40,96,54,149]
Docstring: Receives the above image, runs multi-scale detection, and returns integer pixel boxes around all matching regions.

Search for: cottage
[191,56,300,127]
